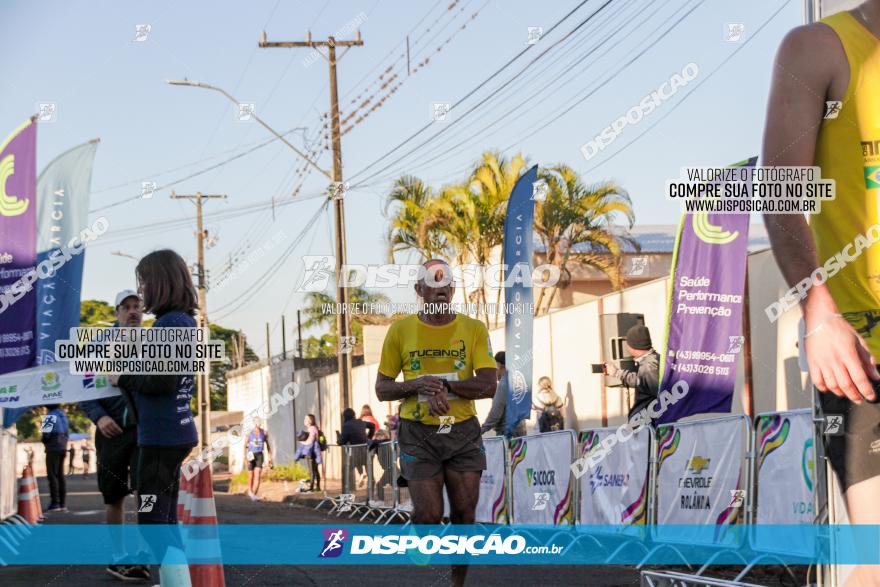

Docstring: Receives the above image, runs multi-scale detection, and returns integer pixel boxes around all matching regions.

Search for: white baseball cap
[114,289,140,308]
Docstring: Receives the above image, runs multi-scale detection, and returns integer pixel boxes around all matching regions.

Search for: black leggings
[309,457,321,488]
[136,444,193,560]
[45,451,66,506]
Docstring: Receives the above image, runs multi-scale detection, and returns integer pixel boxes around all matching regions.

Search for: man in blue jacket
[41,404,69,512]
[81,289,151,582]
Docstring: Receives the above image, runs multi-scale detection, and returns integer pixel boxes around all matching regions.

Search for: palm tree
[385,176,446,262]
[460,151,528,326]
[533,165,637,315]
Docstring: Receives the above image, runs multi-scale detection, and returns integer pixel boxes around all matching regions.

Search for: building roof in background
[533,223,771,254]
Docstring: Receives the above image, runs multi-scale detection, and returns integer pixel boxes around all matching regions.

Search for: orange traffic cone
[182,467,224,587]
[177,473,191,524]
[28,466,43,520]
[17,466,42,524]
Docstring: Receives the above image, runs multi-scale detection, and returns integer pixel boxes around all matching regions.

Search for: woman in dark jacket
[115,249,199,586]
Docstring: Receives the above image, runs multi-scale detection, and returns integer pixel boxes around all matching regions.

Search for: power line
[360,0,645,184]
[191,0,285,163]
[90,191,327,248]
[212,200,330,321]
[346,0,609,186]
[340,0,490,135]
[578,0,792,176]
[271,204,327,336]
[90,127,305,196]
[340,0,448,102]
[89,128,307,213]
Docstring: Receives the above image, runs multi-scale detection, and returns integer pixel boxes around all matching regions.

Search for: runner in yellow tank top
[764,4,880,585]
[811,10,880,351]
[375,259,496,587]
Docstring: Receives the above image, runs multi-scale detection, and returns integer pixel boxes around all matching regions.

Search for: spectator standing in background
[337,408,376,491]
[81,288,151,582]
[481,351,527,438]
[42,404,69,512]
[81,442,91,478]
[360,404,380,436]
[297,414,322,492]
[67,442,76,476]
[385,407,400,441]
[533,376,565,432]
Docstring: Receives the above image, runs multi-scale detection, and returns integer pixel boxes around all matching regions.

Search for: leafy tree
[301,286,392,356]
[534,165,637,314]
[80,299,116,326]
[385,176,446,262]
[302,334,337,358]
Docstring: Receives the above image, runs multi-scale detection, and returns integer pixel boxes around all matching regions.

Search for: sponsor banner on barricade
[476,436,508,524]
[510,431,575,525]
[577,427,650,532]
[753,409,816,557]
[0,362,119,408]
[654,415,746,547]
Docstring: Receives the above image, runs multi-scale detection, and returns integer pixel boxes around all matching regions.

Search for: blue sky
[1,0,803,356]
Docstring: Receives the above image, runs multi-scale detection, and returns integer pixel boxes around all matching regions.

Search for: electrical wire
[211,199,330,321]
[346,0,609,187]
[89,128,308,213]
[578,0,792,176]
[360,0,645,183]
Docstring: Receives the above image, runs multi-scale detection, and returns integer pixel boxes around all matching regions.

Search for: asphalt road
[0,474,795,587]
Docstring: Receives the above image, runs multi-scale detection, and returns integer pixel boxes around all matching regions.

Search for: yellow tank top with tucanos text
[378,314,496,426]
[811,12,880,355]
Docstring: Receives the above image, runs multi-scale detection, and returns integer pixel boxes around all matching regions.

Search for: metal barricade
[382,440,411,524]
[337,444,371,518]
[644,414,752,571]
[641,570,765,587]
[363,440,395,522]
[314,444,347,512]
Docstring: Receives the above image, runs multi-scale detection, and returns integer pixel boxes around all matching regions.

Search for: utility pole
[282,314,287,359]
[297,309,303,359]
[266,322,271,363]
[259,30,364,409]
[170,191,227,451]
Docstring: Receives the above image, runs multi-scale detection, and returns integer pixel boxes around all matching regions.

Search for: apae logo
[319,529,348,558]
[40,371,61,392]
